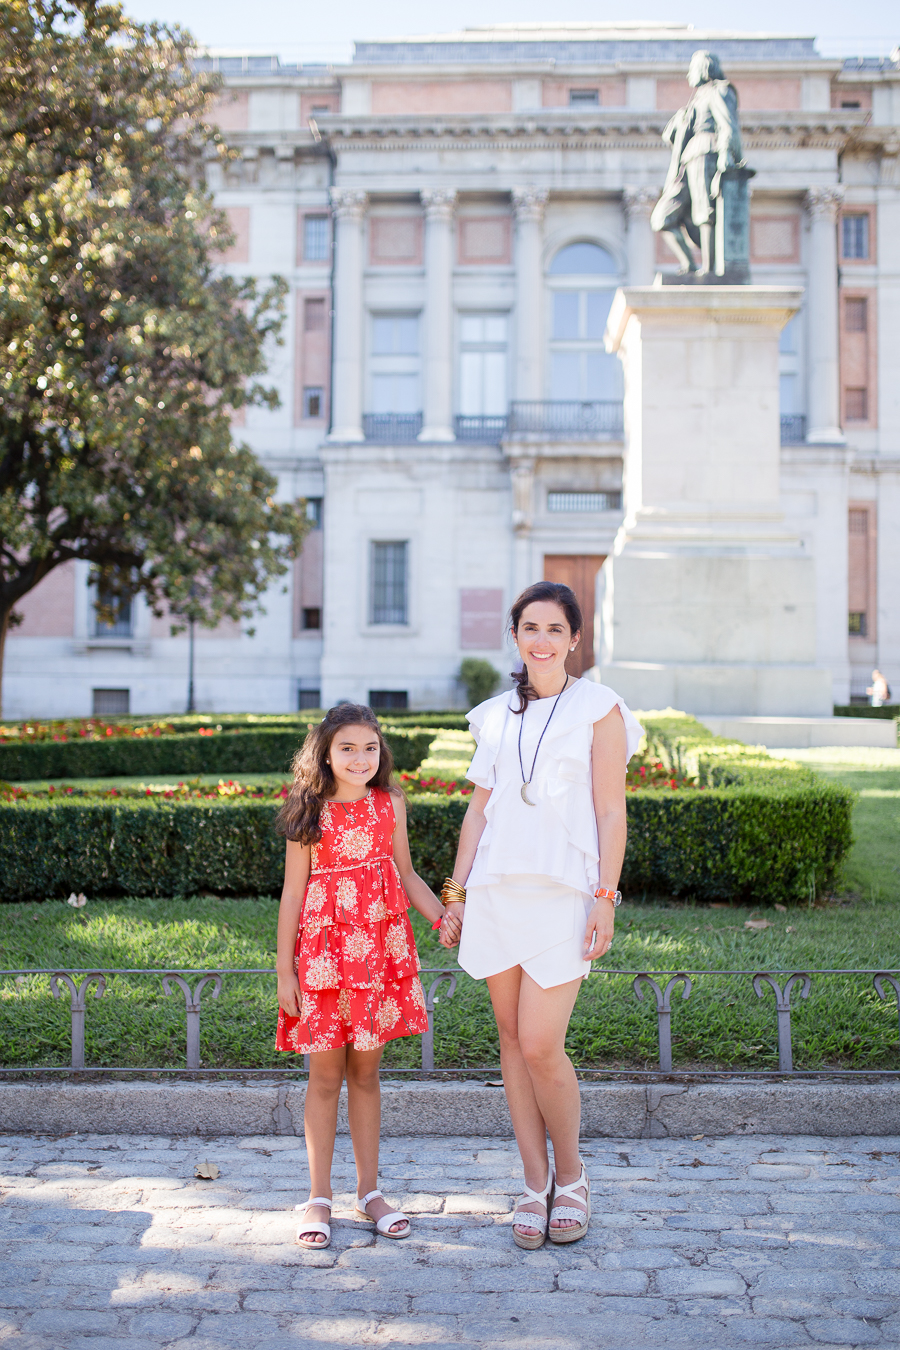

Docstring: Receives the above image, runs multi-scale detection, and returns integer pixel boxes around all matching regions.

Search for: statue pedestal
[597,286,833,717]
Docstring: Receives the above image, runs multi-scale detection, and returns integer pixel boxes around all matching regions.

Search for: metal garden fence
[2,968,899,1080]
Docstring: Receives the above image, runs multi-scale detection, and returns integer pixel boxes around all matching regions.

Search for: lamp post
[186,613,196,714]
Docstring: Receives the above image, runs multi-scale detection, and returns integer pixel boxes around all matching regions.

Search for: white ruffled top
[465,679,643,898]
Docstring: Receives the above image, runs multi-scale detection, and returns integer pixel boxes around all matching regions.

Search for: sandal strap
[520,1168,554,1205]
[358,1188,383,1207]
[549,1204,586,1222]
[376,1210,409,1234]
[296,1221,330,1236]
[305,1197,332,1209]
[513,1208,547,1231]
[553,1166,587,1201]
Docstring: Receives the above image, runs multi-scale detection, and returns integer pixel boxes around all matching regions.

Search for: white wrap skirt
[457,875,594,989]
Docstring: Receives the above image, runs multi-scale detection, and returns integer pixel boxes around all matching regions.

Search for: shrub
[459,659,501,709]
[0,726,434,782]
[0,776,852,905]
[833,704,899,723]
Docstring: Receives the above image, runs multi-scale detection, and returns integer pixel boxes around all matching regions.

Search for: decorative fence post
[50,972,106,1070]
[421,972,457,1072]
[633,973,692,1072]
[161,974,222,1070]
[753,972,811,1073]
[874,974,900,1047]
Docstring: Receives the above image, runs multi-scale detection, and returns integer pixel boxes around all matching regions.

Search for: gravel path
[1,1130,899,1347]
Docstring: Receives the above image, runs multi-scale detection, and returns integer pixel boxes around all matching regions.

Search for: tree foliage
[0,0,306,706]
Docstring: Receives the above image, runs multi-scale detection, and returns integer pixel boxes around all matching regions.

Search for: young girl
[275,703,455,1249]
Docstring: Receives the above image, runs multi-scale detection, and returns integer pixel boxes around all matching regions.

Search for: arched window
[547,241,622,402]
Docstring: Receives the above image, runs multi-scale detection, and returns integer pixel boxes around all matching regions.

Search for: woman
[438,581,642,1248]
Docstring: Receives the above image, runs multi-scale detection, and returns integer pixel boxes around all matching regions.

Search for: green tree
[0,0,306,711]
[459,658,501,708]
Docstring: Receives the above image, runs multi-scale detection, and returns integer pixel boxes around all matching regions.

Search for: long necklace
[517,676,570,806]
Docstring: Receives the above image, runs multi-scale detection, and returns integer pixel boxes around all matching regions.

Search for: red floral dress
[276,787,429,1053]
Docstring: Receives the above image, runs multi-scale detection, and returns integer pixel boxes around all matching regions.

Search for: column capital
[622,186,659,220]
[512,186,549,223]
[804,186,844,221]
[329,187,368,221]
[420,187,457,222]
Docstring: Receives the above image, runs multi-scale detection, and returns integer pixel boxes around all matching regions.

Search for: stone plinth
[598,285,832,717]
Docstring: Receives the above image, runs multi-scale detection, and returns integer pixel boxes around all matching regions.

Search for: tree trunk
[0,607,9,719]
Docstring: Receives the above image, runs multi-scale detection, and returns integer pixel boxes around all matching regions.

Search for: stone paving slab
[2,1133,900,1346]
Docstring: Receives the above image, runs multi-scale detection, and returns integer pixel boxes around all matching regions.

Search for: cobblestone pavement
[1,1131,899,1349]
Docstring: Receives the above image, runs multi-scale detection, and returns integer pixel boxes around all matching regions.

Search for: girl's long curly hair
[275,703,395,845]
[509,581,584,714]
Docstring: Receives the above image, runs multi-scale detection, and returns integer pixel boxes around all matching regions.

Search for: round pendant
[520,782,536,806]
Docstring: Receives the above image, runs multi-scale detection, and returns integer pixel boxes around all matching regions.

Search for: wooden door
[543,555,606,676]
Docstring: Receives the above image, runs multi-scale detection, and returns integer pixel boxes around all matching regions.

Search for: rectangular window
[368,690,408,711]
[547,491,621,513]
[301,606,321,631]
[458,314,508,417]
[569,88,599,105]
[845,297,868,332]
[845,388,868,421]
[93,588,133,638]
[779,317,797,354]
[304,297,326,331]
[779,373,798,415]
[848,504,873,642]
[842,214,869,260]
[302,386,323,419]
[305,497,323,528]
[92,688,130,716]
[370,541,408,625]
[848,611,867,637]
[372,314,419,356]
[298,688,321,710]
[303,215,329,262]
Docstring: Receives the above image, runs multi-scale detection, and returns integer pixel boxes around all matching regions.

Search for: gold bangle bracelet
[441,877,467,906]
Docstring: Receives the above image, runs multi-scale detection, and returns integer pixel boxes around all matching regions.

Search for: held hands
[583,897,615,960]
[277,972,303,1019]
[438,902,464,949]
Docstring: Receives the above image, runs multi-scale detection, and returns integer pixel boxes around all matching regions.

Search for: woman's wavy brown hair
[509,581,584,714]
[275,703,395,845]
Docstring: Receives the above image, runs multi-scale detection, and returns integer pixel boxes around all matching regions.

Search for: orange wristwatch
[594,886,622,907]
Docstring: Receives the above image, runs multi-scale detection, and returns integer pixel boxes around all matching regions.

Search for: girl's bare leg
[516,972,586,1230]
[301,1046,347,1243]
[345,1045,407,1234]
[487,967,553,1237]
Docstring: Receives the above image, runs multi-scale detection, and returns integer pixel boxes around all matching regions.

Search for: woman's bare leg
[345,1044,407,1234]
[301,1046,346,1243]
[516,972,587,1230]
[487,967,553,1237]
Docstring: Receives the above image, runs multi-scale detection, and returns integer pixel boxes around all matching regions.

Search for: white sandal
[354,1188,411,1239]
[295,1196,332,1249]
[511,1167,554,1250]
[548,1162,591,1244]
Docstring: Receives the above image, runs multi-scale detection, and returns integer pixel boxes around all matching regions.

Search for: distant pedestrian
[438,582,643,1248]
[867,670,891,707]
[274,704,453,1249]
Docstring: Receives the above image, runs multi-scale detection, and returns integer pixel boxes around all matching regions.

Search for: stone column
[512,187,549,401]
[418,188,457,442]
[623,187,658,285]
[804,187,845,444]
[328,188,367,442]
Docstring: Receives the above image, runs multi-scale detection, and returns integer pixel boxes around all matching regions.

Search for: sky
[121,0,899,65]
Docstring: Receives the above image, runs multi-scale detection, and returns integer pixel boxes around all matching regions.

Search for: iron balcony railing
[508,400,624,437]
[3,966,899,1079]
[362,412,423,443]
[781,414,807,444]
[453,414,509,443]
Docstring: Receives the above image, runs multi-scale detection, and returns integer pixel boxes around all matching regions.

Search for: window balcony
[362,412,423,443]
[454,414,509,443]
[780,414,807,444]
[508,400,624,437]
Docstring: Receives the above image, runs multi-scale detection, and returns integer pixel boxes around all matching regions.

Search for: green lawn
[1,742,897,1075]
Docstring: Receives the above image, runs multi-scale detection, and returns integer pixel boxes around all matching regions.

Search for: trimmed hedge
[0,778,852,904]
[0,727,434,781]
[833,704,899,722]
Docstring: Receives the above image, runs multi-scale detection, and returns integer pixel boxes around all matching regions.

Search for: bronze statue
[651,50,747,277]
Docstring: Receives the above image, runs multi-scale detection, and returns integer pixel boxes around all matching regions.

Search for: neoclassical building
[6,23,899,716]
